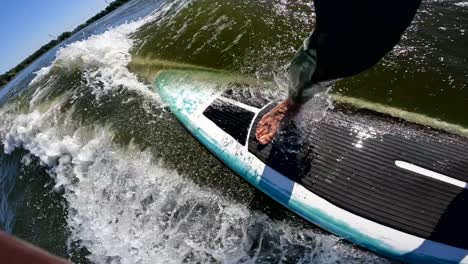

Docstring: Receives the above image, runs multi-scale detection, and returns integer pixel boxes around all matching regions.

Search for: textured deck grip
[248,103,468,250]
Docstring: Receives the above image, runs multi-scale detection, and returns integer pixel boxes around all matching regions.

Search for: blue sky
[0,0,109,74]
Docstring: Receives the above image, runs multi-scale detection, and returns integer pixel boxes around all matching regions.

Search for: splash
[0,1,395,263]
[455,1,468,7]
[291,83,335,134]
[26,0,193,102]
[350,125,378,149]
[31,22,147,98]
[0,103,390,264]
[333,95,468,138]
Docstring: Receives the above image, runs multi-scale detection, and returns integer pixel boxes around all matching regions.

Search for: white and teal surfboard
[155,69,468,264]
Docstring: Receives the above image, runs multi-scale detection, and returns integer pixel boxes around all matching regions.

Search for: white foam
[2,108,81,191]
[26,3,179,103]
[0,1,392,262]
[27,0,199,105]
[29,66,53,86]
[0,105,389,263]
[35,22,148,99]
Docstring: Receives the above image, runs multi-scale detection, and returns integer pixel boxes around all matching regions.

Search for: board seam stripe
[395,160,468,189]
[218,96,261,113]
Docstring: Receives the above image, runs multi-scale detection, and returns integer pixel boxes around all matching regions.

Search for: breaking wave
[0,96,390,263]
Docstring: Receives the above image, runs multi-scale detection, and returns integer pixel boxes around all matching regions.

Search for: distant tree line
[0,0,130,88]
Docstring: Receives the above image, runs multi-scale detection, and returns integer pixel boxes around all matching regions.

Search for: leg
[310,0,421,81]
[256,43,317,145]
[256,0,421,145]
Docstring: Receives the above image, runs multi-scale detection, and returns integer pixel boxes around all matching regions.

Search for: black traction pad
[203,99,255,145]
[248,102,468,250]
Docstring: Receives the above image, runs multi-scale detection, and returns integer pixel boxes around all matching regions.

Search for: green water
[0,0,466,263]
[131,0,468,127]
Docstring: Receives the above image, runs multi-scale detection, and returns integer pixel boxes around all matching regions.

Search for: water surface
[0,0,466,263]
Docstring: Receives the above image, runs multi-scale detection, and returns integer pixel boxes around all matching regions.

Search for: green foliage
[0,0,130,89]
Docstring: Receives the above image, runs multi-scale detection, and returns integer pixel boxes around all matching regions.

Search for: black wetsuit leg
[288,0,421,103]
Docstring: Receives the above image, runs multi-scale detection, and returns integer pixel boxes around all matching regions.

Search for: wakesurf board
[155,69,468,264]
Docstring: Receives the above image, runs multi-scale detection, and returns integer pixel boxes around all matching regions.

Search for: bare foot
[256,98,297,145]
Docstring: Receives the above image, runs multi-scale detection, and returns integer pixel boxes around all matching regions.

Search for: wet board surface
[155,70,468,264]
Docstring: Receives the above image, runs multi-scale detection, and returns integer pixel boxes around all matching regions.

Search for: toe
[257,126,267,135]
[259,131,275,145]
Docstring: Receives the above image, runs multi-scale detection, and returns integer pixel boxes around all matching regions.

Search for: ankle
[285,98,299,110]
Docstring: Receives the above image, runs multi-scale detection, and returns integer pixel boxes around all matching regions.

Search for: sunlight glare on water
[0,0,466,263]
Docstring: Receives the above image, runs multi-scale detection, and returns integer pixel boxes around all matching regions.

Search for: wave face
[0,0,466,263]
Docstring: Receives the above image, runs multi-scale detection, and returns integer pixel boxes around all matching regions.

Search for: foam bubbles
[28,10,158,101]
[0,105,390,263]
[0,1,393,262]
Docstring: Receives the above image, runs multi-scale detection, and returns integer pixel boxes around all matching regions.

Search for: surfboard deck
[155,69,468,264]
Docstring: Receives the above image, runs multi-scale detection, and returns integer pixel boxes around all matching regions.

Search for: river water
[0,0,466,263]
